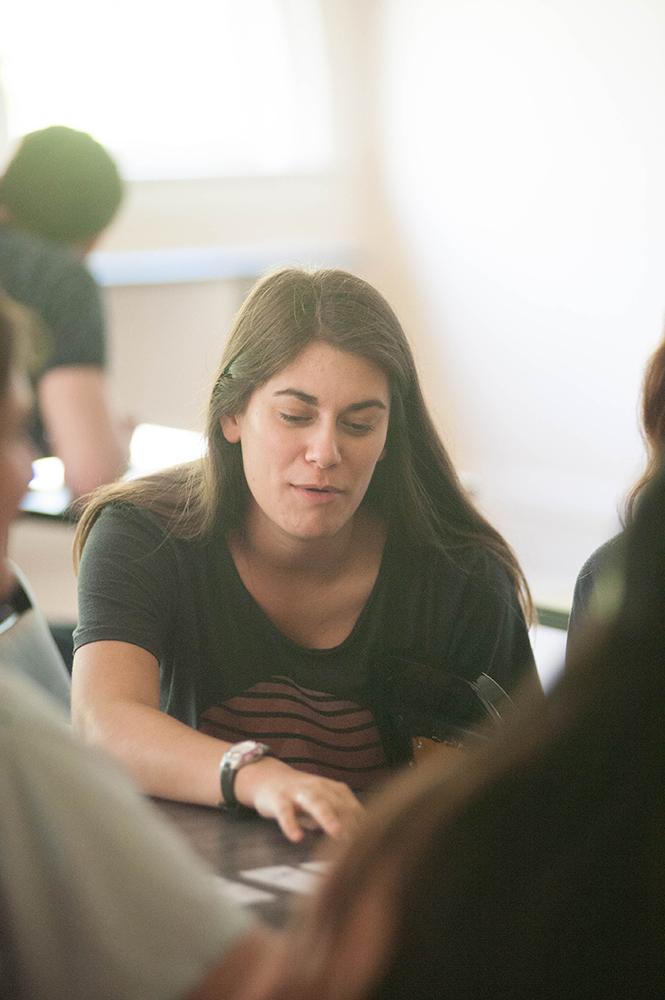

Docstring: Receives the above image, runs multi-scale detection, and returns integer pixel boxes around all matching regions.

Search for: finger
[295,791,345,840]
[274,799,305,843]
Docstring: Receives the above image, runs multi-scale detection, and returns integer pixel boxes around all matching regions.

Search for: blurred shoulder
[0,224,91,283]
[0,665,70,741]
[575,534,624,586]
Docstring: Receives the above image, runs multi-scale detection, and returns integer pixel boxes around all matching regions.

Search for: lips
[294,484,342,493]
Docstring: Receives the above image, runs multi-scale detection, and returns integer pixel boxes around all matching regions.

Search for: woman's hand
[234,756,363,843]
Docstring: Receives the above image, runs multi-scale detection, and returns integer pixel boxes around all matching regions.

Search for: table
[152,798,328,927]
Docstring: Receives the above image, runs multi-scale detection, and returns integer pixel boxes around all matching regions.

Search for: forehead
[261,341,390,400]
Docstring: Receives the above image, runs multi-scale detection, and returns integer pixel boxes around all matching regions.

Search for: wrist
[233,755,285,808]
[219,740,276,810]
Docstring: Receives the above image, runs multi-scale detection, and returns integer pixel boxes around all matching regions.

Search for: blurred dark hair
[0,125,123,243]
[625,334,665,522]
[267,465,664,999]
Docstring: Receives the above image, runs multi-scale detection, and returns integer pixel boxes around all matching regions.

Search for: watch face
[220,740,273,810]
[231,740,267,769]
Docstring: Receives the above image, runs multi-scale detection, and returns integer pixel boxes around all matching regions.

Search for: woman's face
[0,371,33,598]
[221,341,390,545]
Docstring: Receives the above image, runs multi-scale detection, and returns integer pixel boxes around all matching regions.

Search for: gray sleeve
[0,669,252,1000]
[0,563,71,709]
[38,259,106,372]
[74,505,177,661]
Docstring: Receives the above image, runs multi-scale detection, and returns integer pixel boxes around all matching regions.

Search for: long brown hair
[74,268,531,617]
[625,334,665,521]
[262,465,664,1000]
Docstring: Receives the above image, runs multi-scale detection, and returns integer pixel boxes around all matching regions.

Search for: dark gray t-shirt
[566,534,625,663]
[74,504,537,787]
[0,223,105,453]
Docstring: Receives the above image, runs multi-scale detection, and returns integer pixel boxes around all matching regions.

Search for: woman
[242,461,663,1000]
[72,268,537,840]
[568,331,665,652]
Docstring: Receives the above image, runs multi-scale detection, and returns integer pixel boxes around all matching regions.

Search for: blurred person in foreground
[0,297,271,1000]
[233,447,663,1000]
[0,124,130,498]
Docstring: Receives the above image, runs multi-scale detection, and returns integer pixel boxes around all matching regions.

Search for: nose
[305,421,341,469]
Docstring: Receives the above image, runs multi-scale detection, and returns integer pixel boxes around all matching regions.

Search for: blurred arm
[38,365,131,497]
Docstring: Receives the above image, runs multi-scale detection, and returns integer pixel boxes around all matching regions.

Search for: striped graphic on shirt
[199,675,388,791]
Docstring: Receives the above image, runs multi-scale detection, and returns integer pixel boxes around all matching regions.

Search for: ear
[220,413,241,444]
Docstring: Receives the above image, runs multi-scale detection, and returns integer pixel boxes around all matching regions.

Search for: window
[0,0,333,179]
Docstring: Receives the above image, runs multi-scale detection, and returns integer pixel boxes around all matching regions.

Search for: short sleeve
[36,258,106,372]
[566,535,624,663]
[74,505,177,661]
[0,228,106,376]
[446,553,538,696]
[0,668,252,1000]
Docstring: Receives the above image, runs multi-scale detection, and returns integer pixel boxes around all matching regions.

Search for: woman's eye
[343,421,373,435]
[279,412,311,424]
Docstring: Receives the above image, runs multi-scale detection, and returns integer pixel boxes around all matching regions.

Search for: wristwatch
[219,739,273,810]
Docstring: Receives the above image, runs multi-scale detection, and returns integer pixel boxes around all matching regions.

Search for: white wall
[366,0,665,607]
[95,0,368,432]
[10,0,664,617]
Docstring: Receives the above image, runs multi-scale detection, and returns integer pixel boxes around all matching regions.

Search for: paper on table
[239,865,321,894]
[300,860,330,875]
[215,875,275,906]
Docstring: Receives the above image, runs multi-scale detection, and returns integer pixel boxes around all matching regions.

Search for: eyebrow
[273,388,388,412]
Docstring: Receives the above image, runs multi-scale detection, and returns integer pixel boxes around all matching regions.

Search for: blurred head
[0,125,123,245]
[625,331,665,520]
[0,299,34,598]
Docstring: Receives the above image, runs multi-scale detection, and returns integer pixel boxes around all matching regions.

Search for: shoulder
[1,564,71,709]
[81,500,212,571]
[0,225,93,289]
[0,666,70,739]
[393,536,514,594]
[384,538,525,637]
[575,534,624,588]
[84,500,174,552]
[568,533,625,644]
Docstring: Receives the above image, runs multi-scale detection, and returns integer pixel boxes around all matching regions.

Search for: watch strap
[219,740,273,810]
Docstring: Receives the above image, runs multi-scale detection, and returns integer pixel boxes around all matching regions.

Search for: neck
[237,504,369,577]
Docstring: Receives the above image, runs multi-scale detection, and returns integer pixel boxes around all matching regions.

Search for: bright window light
[0,0,333,179]
[128,423,206,476]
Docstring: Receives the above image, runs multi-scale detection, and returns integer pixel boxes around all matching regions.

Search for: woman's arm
[72,640,362,842]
